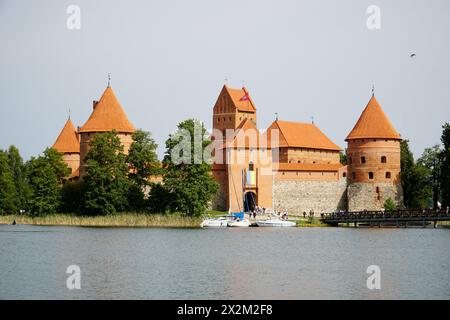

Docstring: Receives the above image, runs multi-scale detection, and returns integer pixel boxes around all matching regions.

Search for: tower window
[386,172,391,179]
[349,157,353,164]
[361,156,366,164]
[369,172,374,179]
[249,162,254,171]
[217,118,220,122]
[343,172,347,178]
[381,156,387,163]
[352,172,356,179]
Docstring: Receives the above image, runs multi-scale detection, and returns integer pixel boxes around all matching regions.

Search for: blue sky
[1,0,449,159]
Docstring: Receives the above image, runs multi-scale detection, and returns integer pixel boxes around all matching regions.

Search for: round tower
[78,85,135,176]
[52,118,81,178]
[346,93,403,211]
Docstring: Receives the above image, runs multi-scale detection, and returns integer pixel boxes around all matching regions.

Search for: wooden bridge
[321,209,450,228]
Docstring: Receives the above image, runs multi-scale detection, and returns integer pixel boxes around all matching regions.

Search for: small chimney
[93,100,99,110]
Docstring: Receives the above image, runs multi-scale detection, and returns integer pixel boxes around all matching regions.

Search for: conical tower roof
[52,118,80,153]
[346,95,401,141]
[79,86,135,133]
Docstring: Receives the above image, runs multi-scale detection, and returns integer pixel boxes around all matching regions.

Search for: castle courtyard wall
[273,178,347,216]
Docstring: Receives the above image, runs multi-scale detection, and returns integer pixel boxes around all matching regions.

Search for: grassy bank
[295,218,330,227]
[0,213,204,228]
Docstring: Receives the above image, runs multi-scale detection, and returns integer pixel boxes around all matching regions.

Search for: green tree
[340,150,347,165]
[61,180,84,213]
[43,148,71,184]
[0,150,18,215]
[8,145,31,210]
[163,119,218,216]
[400,140,432,209]
[26,155,63,216]
[147,182,172,213]
[82,131,130,215]
[440,122,450,207]
[127,130,159,188]
[126,130,160,211]
[383,197,396,211]
[417,145,442,209]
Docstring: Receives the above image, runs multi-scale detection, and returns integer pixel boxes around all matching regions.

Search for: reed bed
[0,213,203,228]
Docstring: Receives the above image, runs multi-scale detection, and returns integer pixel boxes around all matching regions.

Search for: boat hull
[256,220,296,227]
[227,219,251,227]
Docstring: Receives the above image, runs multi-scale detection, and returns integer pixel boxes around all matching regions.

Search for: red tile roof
[224,85,256,113]
[79,86,135,133]
[346,95,401,140]
[52,119,80,153]
[267,120,341,151]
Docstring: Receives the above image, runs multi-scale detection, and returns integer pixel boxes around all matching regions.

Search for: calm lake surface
[0,224,449,300]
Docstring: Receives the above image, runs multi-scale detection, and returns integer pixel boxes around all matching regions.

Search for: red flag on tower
[239,92,250,101]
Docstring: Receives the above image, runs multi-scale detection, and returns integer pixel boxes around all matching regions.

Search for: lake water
[0,224,449,300]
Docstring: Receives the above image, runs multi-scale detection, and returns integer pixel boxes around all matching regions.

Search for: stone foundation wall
[273,179,347,216]
[347,182,403,211]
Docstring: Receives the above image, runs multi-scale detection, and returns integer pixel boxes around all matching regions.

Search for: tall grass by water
[0,213,204,228]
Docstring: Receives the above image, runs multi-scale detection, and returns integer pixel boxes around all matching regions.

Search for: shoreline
[0,213,330,228]
[0,214,203,228]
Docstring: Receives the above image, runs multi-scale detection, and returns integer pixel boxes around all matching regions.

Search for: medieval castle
[52,83,403,214]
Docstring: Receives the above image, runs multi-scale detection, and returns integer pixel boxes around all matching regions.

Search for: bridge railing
[321,209,450,221]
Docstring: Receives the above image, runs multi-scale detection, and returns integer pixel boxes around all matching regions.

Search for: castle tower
[346,93,403,211]
[212,85,256,142]
[52,118,80,178]
[78,85,135,176]
[211,85,272,212]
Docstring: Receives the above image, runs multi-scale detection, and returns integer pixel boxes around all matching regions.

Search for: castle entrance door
[244,192,257,212]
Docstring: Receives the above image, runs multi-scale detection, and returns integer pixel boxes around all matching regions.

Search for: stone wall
[273,179,347,216]
[347,182,403,211]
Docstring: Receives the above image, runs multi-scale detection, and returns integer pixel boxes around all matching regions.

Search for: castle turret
[78,85,135,176]
[52,118,80,178]
[346,93,403,211]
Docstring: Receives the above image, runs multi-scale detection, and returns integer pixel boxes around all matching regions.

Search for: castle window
[361,156,366,164]
[352,172,356,179]
[297,160,301,163]
[376,186,380,193]
[349,157,353,164]
[381,156,387,163]
[217,118,220,122]
[343,172,347,178]
[386,172,391,179]
[249,162,254,171]
[229,117,232,121]
[369,172,374,179]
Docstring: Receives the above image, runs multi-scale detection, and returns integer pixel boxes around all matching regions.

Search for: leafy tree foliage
[25,148,69,216]
[127,130,159,188]
[82,131,130,215]
[400,140,432,209]
[162,119,218,216]
[440,122,450,207]
[7,145,31,211]
[417,145,442,209]
[383,197,396,211]
[0,150,18,215]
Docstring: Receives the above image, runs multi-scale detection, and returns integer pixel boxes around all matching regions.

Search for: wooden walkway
[321,209,450,228]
